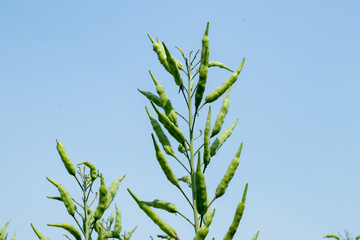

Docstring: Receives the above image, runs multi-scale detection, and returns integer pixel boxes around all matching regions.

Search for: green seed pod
[56,140,76,176]
[137,88,163,108]
[208,61,233,72]
[106,175,126,209]
[10,231,16,240]
[215,143,243,199]
[124,226,137,240]
[148,34,183,74]
[193,209,215,240]
[178,175,192,188]
[162,42,183,87]
[114,204,122,233]
[211,87,231,137]
[78,161,98,180]
[94,174,108,220]
[205,58,245,104]
[102,231,121,239]
[149,71,177,125]
[46,177,75,216]
[223,183,248,240]
[127,189,178,239]
[30,224,51,240]
[151,101,185,144]
[151,134,179,187]
[203,106,211,169]
[252,231,260,240]
[142,199,178,214]
[145,106,174,156]
[210,119,238,157]
[47,223,82,240]
[195,153,208,216]
[195,22,210,110]
[324,235,340,240]
[97,223,103,240]
[0,221,10,240]
[109,209,115,229]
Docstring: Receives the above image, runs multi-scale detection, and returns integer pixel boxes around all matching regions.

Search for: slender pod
[195,22,210,110]
[46,177,75,216]
[252,231,260,240]
[205,58,245,104]
[10,231,16,240]
[102,231,121,239]
[106,175,126,209]
[56,140,76,176]
[137,89,163,107]
[127,189,178,239]
[215,143,243,199]
[30,224,51,240]
[195,153,208,216]
[193,209,215,240]
[78,161,98,180]
[47,196,63,202]
[148,34,183,74]
[151,101,185,144]
[208,61,233,72]
[162,42,183,87]
[223,183,248,240]
[203,106,211,169]
[47,223,82,240]
[114,204,122,234]
[178,142,190,153]
[151,134,179,187]
[0,221,10,239]
[145,106,174,157]
[109,209,115,229]
[178,175,192,188]
[149,71,177,125]
[210,119,238,157]
[142,199,178,214]
[124,226,137,240]
[324,235,340,240]
[212,87,231,137]
[94,174,108,220]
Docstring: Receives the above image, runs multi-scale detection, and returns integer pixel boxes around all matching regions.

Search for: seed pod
[195,22,210,110]
[210,119,238,157]
[203,106,211,169]
[106,175,125,209]
[205,58,245,104]
[10,231,16,240]
[151,101,185,144]
[124,226,137,240]
[223,183,248,240]
[151,134,179,187]
[162,42,183,87]
[195,153,208,216]
[137,88,163,108]
[128,189,178,239]
[114,204,122,233]
[208,61,233,72]
[178,175,192,188]
[109,209,115,229]
[193,209,215,240]
[215,143,243,199]
[148,34,183,74]
[56,140,76,176]
[97,223,103,240]
[252,231,260,240]
[30,224,51,240]
[47,196,63,202]
[145,106,174,156]
[324,235,340,240]
[78,161,98,180]
[94,174,108,220]
[149,71,177,125]
[0,221,10,240]
[142,199,178,214]
[47,223,81,240]
[46,177,75,216]
[211,87,231,137]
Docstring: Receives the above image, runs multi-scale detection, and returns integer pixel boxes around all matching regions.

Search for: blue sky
[1,1,360,239]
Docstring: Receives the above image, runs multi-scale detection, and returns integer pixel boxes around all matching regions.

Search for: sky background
[1,1,360,239]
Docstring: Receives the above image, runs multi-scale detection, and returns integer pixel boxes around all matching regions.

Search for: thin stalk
[177,211,195,227]
[176,111,189,124]
[177,186,193,209]
[181,88,189,108]
[194,143,204,157]
[172,155,191,174]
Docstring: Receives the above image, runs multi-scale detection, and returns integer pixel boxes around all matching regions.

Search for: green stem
[176,111,189,124]
[177,186,193,209]
[176,211,195,227]
[172,154,191,174]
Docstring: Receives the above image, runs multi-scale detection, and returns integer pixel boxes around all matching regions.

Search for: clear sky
[1,1,360,240]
